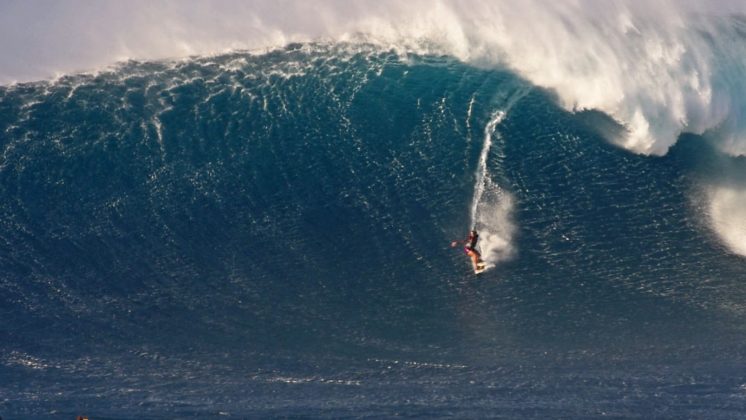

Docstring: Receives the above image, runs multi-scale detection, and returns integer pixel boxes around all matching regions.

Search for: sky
[0,0,346,84]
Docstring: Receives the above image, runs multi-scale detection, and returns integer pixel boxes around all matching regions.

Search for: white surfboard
[473,261,487,274]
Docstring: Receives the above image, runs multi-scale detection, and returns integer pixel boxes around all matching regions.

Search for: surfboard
[474,261,487,274]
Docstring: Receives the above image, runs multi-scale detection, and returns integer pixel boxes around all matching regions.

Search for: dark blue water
[2,44,746,418]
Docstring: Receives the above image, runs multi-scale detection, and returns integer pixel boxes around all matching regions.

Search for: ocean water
[2,26,746,420]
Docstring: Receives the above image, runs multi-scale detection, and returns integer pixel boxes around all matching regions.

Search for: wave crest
[5,1,746,157]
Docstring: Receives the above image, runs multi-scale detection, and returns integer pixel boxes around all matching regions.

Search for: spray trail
[470,111,505,226]
[469,111,514,268]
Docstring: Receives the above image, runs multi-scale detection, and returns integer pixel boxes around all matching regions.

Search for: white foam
[707,186,746,256]
[470,111,505,225]
[5,351,52,370]
[471,111,515,268]
[259,375,361,386]
[5,1,746,158]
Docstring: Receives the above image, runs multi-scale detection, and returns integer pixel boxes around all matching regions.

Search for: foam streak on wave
[470,111,504,227]
[470,111,513,268]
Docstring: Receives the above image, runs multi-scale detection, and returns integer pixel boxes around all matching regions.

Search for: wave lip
[5,1,746,161]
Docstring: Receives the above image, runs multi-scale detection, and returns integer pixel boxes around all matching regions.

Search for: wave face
[7,1,746,258]
[3,45,746,418]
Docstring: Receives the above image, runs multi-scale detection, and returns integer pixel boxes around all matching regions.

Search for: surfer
[451,229,484,271]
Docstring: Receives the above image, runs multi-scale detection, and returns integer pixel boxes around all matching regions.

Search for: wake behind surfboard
[466,108,520,274]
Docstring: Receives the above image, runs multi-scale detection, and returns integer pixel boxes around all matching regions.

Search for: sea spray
[707,186,746,256]
[469,111,514,267]
[470,111,504,226]
[5,0,746,160]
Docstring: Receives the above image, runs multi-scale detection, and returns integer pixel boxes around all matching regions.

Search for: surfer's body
[451,230,486,273]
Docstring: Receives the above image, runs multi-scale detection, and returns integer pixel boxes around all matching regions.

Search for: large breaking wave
[5,0,746,255]
[3,2,746,417]
[2,1,746,154]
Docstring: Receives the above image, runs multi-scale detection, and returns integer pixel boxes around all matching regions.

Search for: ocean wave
[3,1,746,158]
[3,33,746,417]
